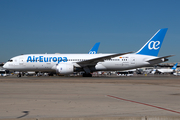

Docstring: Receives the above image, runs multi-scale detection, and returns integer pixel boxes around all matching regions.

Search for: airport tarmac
[0,75,180,119]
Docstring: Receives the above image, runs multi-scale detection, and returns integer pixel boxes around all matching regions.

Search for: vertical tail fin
[88,42,100,54]
[136,28,168,56]
[172,63,178,70]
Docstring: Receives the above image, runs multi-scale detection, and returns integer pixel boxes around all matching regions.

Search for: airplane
[12,42,101,77]
[3,28,173,77]
[156,63,178,74]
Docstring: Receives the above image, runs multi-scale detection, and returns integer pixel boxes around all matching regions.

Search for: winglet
[136,28,168,56]
[88,42,100,54]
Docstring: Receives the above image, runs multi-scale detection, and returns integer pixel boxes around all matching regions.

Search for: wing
[77,52,133,67]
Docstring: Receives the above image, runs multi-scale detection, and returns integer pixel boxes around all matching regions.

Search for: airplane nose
[3,63,8,69]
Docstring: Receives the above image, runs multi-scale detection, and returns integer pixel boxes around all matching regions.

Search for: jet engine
[56,63,74,75]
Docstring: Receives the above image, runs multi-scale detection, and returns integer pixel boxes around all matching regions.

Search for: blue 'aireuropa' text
[27,56,67,63]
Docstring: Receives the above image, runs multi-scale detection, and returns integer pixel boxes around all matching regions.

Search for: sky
[0,0,179,62]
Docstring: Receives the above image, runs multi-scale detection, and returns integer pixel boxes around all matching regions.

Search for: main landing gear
[17,72,25,78]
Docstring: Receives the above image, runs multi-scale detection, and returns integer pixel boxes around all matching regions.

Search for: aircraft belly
[97,61,149,71]
[17,62,55,72]
[98,62,125,71]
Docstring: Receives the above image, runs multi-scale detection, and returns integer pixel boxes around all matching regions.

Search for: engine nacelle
[56,63,74,75]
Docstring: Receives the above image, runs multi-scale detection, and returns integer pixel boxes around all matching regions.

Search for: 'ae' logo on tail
[148,41,160,50]
[89,51,97,54]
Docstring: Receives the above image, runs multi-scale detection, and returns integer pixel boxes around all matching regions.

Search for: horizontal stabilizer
[147,55,174,64]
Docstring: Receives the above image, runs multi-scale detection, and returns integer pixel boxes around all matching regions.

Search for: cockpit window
[8,60,13,62]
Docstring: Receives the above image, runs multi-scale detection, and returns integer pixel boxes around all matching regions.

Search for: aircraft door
[14,59,19,65]
[19,57,24,65]
[131,57,136,65]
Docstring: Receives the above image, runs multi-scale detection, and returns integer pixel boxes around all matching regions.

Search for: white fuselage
[157,69,174,73]
[3,53,157,72]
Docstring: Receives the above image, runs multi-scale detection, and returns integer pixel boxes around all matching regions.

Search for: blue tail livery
[88,42,100,54]
[136,28,168,56]
[172,63,178,70]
